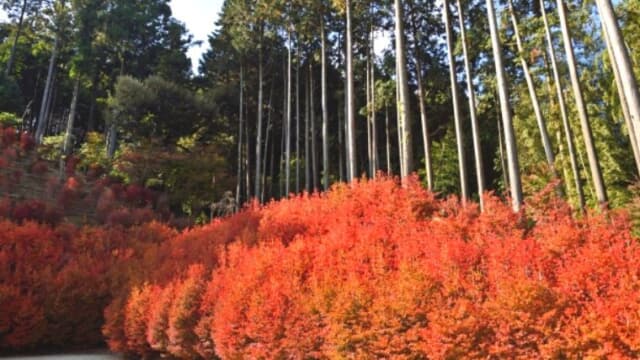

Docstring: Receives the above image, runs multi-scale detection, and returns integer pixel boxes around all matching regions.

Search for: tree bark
[63,78,79,156]
[366,48,372,178]
[285,31,292,196]
[5,0,28,76]
[235,64,245,210]
[412,33,433,190]
[321,20,330,190]
[508,0,556,175]
[311,64,318,190]
[602,22,640,175]
[36,33,59,144]
[262,82,274,203]
[386,105,392,174]
[596,0,640,175]
[346,0,357,181]
[370,27,378,177]
[487,0,523,211]
[541,0,584,211]
[395,0,413,179]
[255,26,264,201]
[295,43,301,193]
[305,61,311,192]
[444,0,468,201]
[456,0,484,210]
[557,0,607,206]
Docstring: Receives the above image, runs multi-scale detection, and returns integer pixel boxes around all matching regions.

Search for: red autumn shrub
[0,285,45,350]
[65,155,80,176]
[196,177,640,359]
[102,295,127,354]
[30,160,49,175]
[10,199,58,224]
[147,282,176,353]
[5,176,638,358]
[19,132,34,152]
[123,283,157,357]
[1,127,16,148]
[167,264,207,359]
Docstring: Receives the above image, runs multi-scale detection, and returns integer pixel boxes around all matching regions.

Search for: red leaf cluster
[3,175,640,358]
[101,177,640,359]
[0,220,175,352]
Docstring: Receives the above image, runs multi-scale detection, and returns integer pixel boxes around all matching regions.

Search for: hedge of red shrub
[2,175,640,357]
[0,220,175,353]
[93,177,640,359]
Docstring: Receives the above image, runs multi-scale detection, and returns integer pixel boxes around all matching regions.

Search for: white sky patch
[169,0,223,74]
[374,29,391,56]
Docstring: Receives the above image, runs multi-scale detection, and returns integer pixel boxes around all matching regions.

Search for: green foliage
[0,73,22,113]
[38,134,64,161]
[77,131,110,171]
[113,138,233,218]
[108,75,215,146]
[431,125,460,196]
[0,111,20,127]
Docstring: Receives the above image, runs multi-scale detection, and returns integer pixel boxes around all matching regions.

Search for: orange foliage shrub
[4,175,640,359]
[167,264,208,359]
[123,284,157,358]
[195,177,640,359]
[147,282,176,353]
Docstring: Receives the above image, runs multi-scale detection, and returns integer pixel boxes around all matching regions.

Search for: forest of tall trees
[1,0,640,215]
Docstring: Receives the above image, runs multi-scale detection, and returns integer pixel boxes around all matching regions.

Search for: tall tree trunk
[339,104,345,182]
[602,22,640,175]
[268,122,276,201]
[245,107,250,201]
[41,69,56,138]
[295,46,301,193]
[262,83,274,203]
[280,57,287,198]
[456,0,485,210]
[411,27,433,190]
[386,105,392,174]
[346,0,357,181]
[370,27,378,177]
[508,0,556,174]
[305,62,311,192]
[321,20,330,190]
[366,49,372,178]
[487,0,523,211]
[444,0,469,201]
[311,64,318,190]
[5,0,28,76]
[286,31,292,196]
[541,0,585,211]
[395,0,413,179]
[557,0,607,206]
[107,59,125,159]
[596,0,640,173]
[235,64,245,210]
[445,10,469,199]
[255,28,264,201]
[396,78,405,177]
[36,33,59,144]
[63,78,79,156]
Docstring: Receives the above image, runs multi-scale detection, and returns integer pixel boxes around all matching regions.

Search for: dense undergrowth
[2,128,640,358]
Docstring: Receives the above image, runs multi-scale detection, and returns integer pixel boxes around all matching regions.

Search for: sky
[170,0,224,74]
